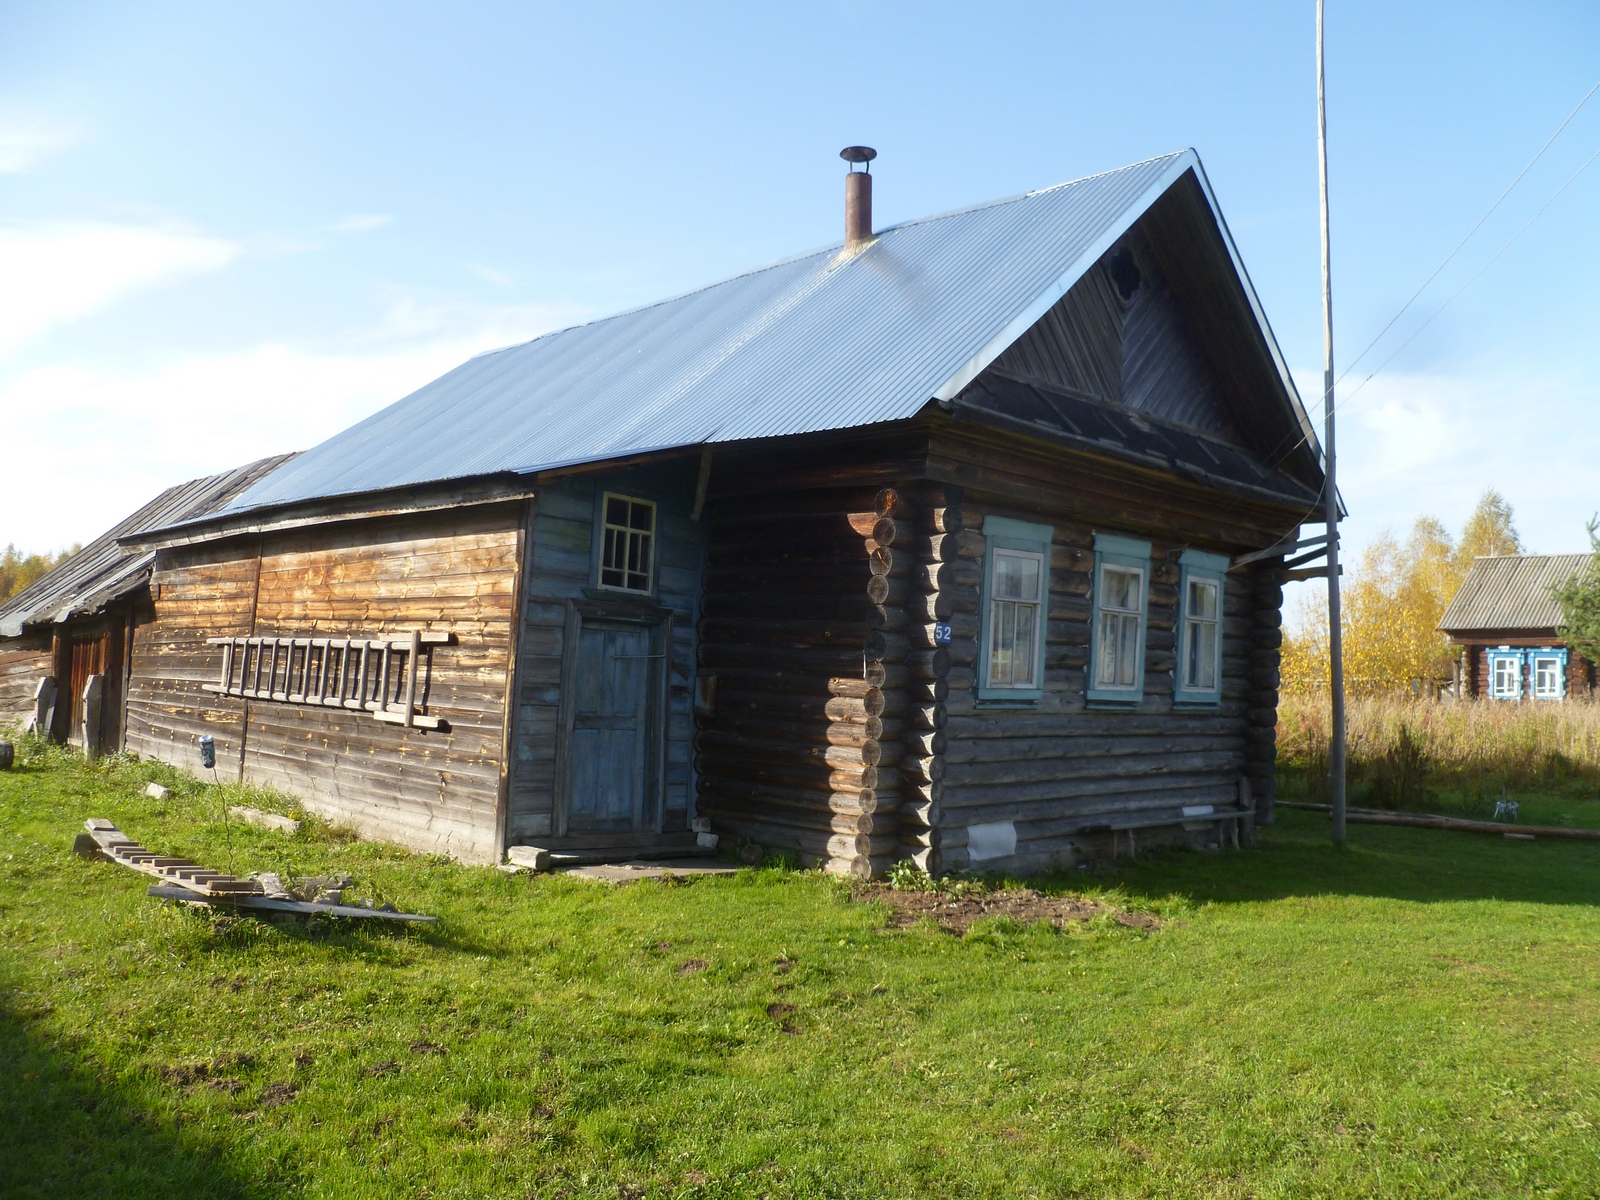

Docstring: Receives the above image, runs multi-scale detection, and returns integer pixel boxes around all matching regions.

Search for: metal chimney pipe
[840,145,877,246]
[845,170,872,245]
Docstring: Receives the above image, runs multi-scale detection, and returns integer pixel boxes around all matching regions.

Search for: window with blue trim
[1531,648,1568,700]
[1088,533,1151,704]
[977,516,1053,702]
[1487,647,1522,700]
[1175,549,1228,705]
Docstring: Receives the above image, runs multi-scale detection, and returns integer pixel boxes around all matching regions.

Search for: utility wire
[1262,136,1600,479]
[1254,77,1600,478]
[1335,78,1600,385]
[1336,142,1600,408]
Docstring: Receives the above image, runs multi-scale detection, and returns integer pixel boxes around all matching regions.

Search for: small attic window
[598,493,656,594]
[1108,246,1143,301]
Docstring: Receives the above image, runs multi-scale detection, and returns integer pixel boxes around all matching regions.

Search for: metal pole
[1317,0,1347,846]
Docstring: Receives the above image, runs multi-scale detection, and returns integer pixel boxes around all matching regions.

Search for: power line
[1263,135,1600,478]
[1336,78,1600,386]
[1255,77,1600,476]
[1336,142,1600,408]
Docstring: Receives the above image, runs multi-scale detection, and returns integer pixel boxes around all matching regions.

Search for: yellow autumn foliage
[1282,490,1522,696]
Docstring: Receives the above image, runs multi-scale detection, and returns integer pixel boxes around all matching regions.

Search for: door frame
[553,597,672,838]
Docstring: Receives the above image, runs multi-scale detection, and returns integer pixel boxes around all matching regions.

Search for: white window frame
[1175,549,1228,705]
[596,492,657,595]
[1087,533,1151,705]
[1488,647,1522,700]
[977,516,1053,702]
[1531,649,1567,701]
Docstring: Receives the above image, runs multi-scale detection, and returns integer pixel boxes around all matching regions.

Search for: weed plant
[1277,695,1600,815]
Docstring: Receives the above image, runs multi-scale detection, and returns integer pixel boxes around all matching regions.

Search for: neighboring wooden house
[0,455,295,752]
[1439,554,1595,701]
[118,150,1328,876]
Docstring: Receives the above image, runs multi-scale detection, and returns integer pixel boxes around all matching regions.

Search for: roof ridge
[467,151,1194,366]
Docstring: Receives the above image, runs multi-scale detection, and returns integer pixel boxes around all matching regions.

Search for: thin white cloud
[0,221,239,358]
[0,110,81,174]
[0,301,585,549]
[331,214,392,233]
[472,263,513,286]
[1290,365,1600,559]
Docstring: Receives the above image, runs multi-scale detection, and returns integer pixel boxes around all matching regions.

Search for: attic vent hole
[1108,247,1143,302]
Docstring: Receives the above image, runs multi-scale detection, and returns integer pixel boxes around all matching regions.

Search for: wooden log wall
[696,485,924,878]
[1458,639,1595,701]
[932,492,1262,872]
[127,504,522,864]
[505,462,700,843]
[0,632,53,730]
[1245,564,1283,822]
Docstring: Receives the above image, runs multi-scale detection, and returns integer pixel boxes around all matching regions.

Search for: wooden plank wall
[506,463,700,842]
[128,504,522,864]
[0,633,52,730]
[990,261,1123,404]
[126,541,256,772]
[924,429,1292,875]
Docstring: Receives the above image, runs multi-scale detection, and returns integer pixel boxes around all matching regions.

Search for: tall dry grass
[1277,694,1600,807]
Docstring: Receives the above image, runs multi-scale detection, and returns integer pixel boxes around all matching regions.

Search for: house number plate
[933,622,953,646]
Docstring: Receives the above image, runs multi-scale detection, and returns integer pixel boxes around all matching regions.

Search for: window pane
[1013,602,1037,686]
[1196,621,1218,689]
[1190,579,1218,620]
[994,550,1041,602]
[991,601,1016,684]
[1114,612,1139,686]
[631,503,654,532]
[1096,613,1120,686]
[1102,566,1140,612]
[606,496,628,526]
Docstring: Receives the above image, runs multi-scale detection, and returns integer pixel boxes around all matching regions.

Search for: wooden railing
[203,632,454,729]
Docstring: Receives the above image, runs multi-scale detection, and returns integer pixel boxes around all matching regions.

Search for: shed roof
[0,454,296,639]
[1438,554,1593,635]
[191,150,1317,526]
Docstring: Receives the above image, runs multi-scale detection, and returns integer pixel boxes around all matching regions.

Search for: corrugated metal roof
[0,454,296,639]
[204,149,1314,522]
[1438,554,1594,634]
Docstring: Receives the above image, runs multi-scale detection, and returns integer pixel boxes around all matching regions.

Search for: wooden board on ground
[76,818,438,923]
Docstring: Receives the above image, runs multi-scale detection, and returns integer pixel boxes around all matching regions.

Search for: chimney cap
[840,145,877,172]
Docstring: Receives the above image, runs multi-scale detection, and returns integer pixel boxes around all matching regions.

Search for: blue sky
[2,2,1598,581]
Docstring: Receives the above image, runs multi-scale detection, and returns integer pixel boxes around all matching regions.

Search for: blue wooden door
[565,621,657,832]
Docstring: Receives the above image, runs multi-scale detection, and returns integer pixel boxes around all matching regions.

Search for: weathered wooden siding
[1120,239,1241,443]
[0,633,52,730]
[987,237,1246,448]
[506,462,700,842]
[129,505,522,864]
[990,261,1123,403]
[127,542,256,772]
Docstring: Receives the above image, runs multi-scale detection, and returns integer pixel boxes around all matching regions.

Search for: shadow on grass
[1062,806,1600,910]
[0,1000,281,1200]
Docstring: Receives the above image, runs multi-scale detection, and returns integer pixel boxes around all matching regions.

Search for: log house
[62,150,1325,875]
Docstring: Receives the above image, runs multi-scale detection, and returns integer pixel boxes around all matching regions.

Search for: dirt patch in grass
[862,885,1160,934]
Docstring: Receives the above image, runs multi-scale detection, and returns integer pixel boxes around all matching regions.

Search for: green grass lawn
[4,747,1600,1199]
